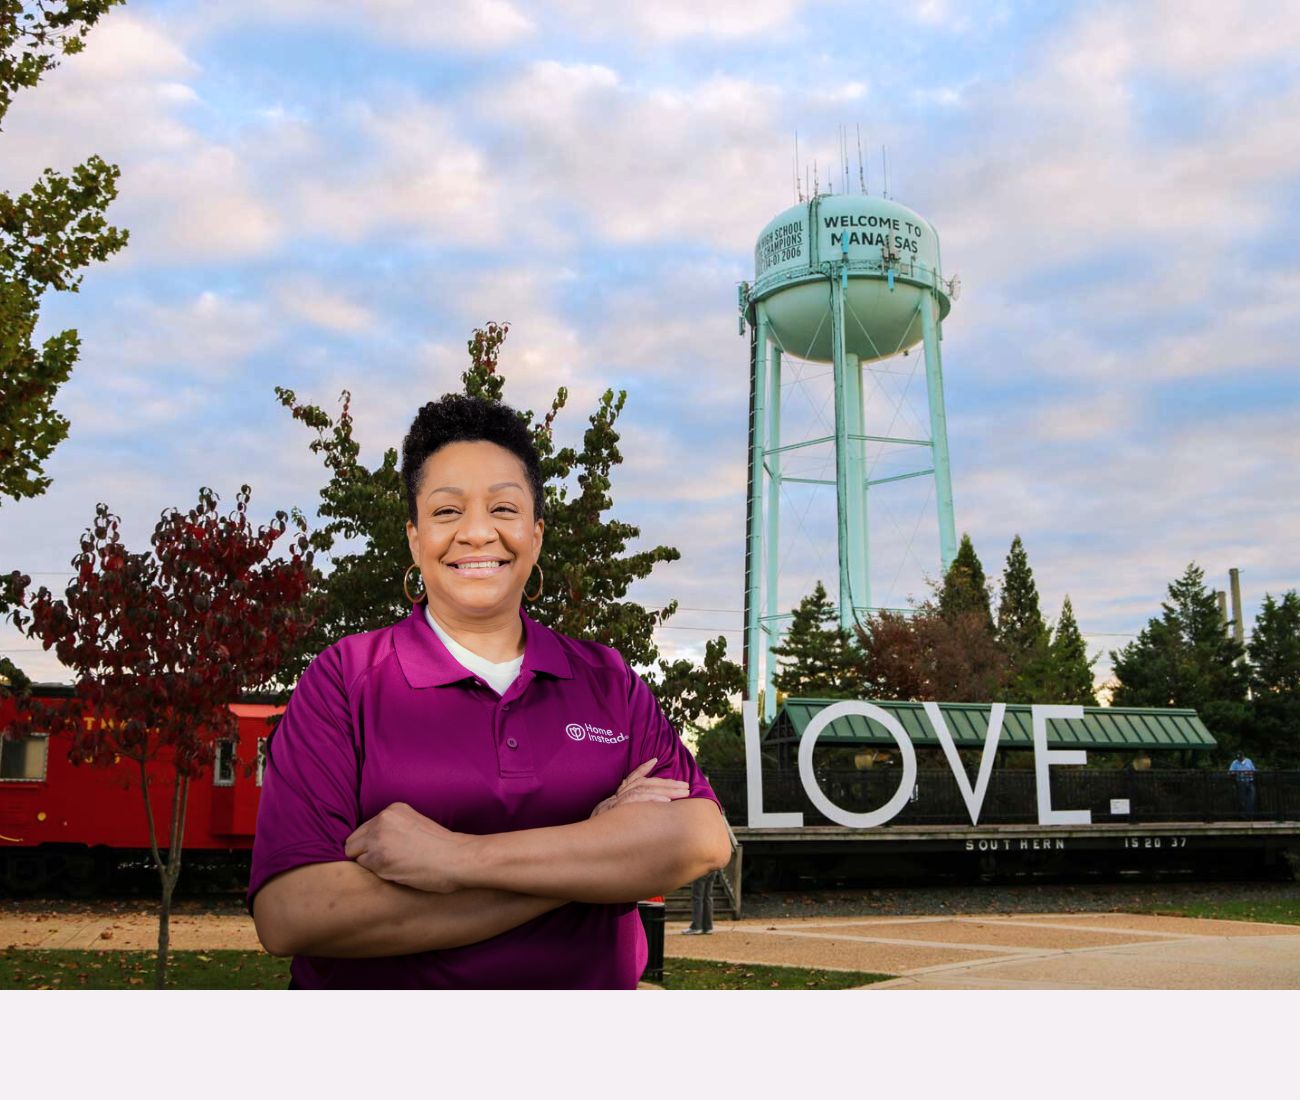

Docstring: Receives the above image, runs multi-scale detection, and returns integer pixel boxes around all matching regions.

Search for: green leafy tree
[1248,590,1300,765]
[938,533,993,630]
[278,322,740,728]
[1049,595,1096,705]
[651,634,743,742]
[2,1,128,691]
[1110,563,1249,747]
[1,1,128,504]
[995,535,1053,702]
[771,581,865,698]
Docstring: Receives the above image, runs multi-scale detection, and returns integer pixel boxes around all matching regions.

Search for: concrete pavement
[5,906,1300,988]
[663,912,1300,989]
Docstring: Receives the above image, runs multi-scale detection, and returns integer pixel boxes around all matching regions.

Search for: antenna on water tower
[856,125,866,195]
[740,159,960,721]
[794,132,802,203]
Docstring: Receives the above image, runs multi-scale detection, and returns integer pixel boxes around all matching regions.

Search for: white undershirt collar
[424,605,523,697]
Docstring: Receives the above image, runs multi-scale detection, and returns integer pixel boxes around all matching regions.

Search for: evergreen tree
[995,535,1053,702]
[1110,563,1249,745]
[938,533,993,630]
[771,581,866,698]
[1248,590,1300,765]
[1050,595,1096,705]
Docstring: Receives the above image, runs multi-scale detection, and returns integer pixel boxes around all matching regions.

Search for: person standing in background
[1229,751,1257,819]
[682,868,718,935]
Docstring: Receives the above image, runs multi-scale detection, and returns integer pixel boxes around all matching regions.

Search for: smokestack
[1217,590,1229,630]
[1229,568,1245,648]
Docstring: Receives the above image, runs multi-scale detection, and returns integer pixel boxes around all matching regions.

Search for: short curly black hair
[400,394,544,524]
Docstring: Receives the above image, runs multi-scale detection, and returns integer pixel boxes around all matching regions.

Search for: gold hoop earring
[403,564,425,604]
[524,563,544,603]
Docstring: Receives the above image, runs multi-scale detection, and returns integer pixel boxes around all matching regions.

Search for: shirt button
[506,737,519,750]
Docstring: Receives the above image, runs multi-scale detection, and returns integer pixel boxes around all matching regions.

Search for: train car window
[256,738,267,787]
[0,734,49,782]
[213,739,236,787]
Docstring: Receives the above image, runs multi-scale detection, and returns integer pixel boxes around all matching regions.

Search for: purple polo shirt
[248,604,717,989]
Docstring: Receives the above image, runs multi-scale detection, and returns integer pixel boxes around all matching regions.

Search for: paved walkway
[4,908,1299,988]
[664,914,1300,989]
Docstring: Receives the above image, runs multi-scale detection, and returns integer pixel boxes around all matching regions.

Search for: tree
[1,1,128,504]
[4,486,313,987]
[1110,563,1249,747]
[938,532,993,630]
[770,581,865,698]
[694,709,746,773]
[651,634,743,742]
[277,322,741,726]
[857,604,1008,703]
[995,535,1053,702]
[1248,590,1300,765]
[1049,595,1097,705]
[2,2,129,690]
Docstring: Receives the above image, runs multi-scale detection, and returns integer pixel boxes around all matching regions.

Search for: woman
[248,394,730,988]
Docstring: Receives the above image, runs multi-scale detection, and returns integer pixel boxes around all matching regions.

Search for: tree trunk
[153,773,190,990]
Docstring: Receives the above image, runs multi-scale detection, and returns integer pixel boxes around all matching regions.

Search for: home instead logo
[566,722,628,745]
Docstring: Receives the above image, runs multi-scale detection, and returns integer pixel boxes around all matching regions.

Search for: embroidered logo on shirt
[566,722,628,745]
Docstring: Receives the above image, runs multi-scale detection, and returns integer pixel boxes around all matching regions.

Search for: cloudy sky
[2,0,1297,689]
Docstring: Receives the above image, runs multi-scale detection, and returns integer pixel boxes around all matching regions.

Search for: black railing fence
[707,768,1300,827]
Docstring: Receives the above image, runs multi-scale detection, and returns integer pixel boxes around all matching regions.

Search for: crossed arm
[252,762,732,959]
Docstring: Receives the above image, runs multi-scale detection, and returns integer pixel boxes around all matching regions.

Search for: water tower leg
[829,277,857,633]
[763,348,782,724]
[744,304,770,702]
[845,351,871,617]
[919,291,957,571]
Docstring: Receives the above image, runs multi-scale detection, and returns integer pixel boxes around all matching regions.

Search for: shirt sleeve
[246,645,362,913]
[624,664,721,810]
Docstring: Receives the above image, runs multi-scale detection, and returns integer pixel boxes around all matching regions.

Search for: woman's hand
[344,802,469,894]
[590,757,691,818]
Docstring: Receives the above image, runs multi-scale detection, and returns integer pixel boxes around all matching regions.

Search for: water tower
[740,189,960,720]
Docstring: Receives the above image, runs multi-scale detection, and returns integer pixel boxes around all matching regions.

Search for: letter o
[797,701,918,829]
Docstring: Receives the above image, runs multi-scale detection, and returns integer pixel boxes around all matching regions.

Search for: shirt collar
[393,602,573,688]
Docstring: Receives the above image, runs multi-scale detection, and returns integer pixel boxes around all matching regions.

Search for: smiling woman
[246,394,730,989]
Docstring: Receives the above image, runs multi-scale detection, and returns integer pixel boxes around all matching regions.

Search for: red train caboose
[0,686,281,895]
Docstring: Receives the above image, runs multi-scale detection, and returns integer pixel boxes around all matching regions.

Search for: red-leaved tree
[4,485,313,987]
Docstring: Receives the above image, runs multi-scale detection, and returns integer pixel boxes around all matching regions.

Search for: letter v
[923,702,1005,826]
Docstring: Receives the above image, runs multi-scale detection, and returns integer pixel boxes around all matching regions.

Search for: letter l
[743,701,803,828]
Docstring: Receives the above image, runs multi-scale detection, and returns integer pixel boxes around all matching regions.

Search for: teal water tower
[740,192,960,719]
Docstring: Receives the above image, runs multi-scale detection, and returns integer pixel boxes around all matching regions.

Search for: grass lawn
[0,948,890,990]
[0,948,292,989]
[659,958,891,989]
[1138,898,1300,926]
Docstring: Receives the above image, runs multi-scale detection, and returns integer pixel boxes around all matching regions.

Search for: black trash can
[637,900,666,984]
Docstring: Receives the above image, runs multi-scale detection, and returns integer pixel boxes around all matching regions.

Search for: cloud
[273,278,378,334]
[188,0,535,50]
[290,99,507,247]
[544,0,808,42]
[484,62,790,249]
[0,8,283,264]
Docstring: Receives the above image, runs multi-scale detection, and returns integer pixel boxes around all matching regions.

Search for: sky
[2,0,1298,689]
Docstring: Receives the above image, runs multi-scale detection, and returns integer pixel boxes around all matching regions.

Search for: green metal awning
[766,699,1217,751]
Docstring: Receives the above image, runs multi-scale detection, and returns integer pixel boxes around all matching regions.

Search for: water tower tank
[751,194,950,363]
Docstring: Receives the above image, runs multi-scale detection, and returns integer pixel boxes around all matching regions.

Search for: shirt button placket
[497,699,532,777]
